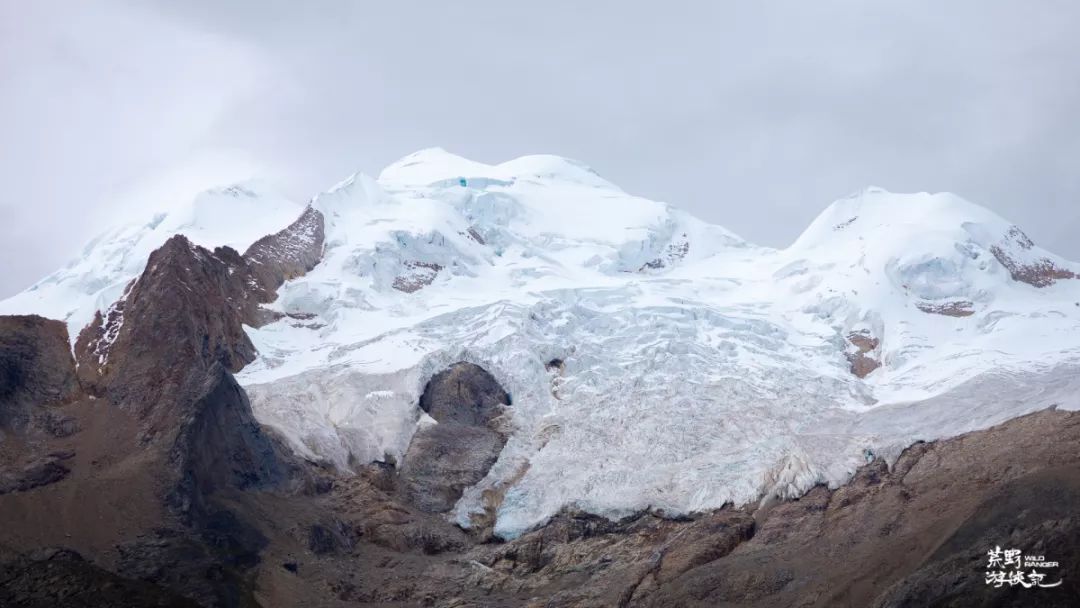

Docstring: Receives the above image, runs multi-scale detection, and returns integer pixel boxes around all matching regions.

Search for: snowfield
[6,148,1080,538]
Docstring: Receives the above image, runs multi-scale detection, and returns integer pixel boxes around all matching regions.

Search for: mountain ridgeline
[1,150,1079,606]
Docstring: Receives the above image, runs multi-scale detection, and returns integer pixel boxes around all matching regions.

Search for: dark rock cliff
[0,315,78,432]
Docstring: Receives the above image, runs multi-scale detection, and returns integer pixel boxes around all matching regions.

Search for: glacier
[5,148,1080,539]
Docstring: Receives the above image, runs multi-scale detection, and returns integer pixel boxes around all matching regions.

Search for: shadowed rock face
[400,362,511,513]
[418,362,510,426]
[872,468,1080,608]
[0,316,78,432]
[166,364,286,520]
[0,549,198,608]
[0,207,327,607]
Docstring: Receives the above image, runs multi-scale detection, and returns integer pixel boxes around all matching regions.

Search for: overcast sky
[2,0,1078,297]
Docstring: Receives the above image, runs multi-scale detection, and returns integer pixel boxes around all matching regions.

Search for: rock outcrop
[0,549,198,608]
[399,362,511,513]
[0,207,327,606]
[392,261,443,293]
[0,315,79,432]
[74,205,325,396]
[916,299,976,317]
[846,330,882,378]
[243,206,325,322]
[991,226,1078,287]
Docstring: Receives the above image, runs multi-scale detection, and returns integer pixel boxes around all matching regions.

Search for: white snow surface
[0,181,303,343]
[7,149,1080,538]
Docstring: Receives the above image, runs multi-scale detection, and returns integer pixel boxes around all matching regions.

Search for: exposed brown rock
[1,208,327,607]
[75,204,326,399]
[416,362,510,427]
[992,245,1077,287]
[392,261,443,293]
[73,237,260,402]
[846,330,881,378]
[991,226,1077,287]
[0,455,70,495]
[916,299,975,317]
[243,206,325,324]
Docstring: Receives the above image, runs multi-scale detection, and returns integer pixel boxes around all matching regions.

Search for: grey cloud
[2,0,1078,296]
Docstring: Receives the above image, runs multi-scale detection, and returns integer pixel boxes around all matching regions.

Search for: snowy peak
[789,186,1077,290]
[378,147,614,190]
[154,179,304,252]
[234,167,1080,538]
[288,150,750,323]
[5,151,1080,540]
[793,187,1010,251]
[0,180,304,342]
[378,147,499,187]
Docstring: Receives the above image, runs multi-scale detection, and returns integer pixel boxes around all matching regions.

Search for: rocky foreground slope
[2,150,1080,605]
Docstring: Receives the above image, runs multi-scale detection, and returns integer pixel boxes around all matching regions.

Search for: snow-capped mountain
[0,181,304,341]
[5,148,1080,539]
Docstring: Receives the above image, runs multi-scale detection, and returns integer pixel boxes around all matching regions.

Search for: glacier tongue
[6,150,1080,539]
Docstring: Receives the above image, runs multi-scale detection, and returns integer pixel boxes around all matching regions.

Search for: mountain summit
[3,151,1079,541]
[3,150,1080,606]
